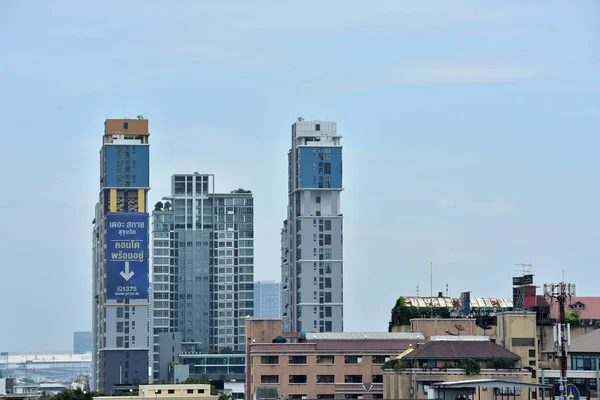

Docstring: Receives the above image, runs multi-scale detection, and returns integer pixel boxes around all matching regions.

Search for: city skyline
[1,1,599,352]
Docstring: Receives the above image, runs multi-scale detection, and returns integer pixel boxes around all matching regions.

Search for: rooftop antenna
[430,262,433,318]
[446,284,449,297]
[544,279,575,400]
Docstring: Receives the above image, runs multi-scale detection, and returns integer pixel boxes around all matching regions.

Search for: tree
[219,393,233,400]
[183,377,200,384]
[230,189,251,194]
[219,347,233,354]
[164,201,172,211]
[458,359,481,375]
[381,358,407,371]
[566,310,582,326]
[51,389,108,400]
[487,357,515,370]
[154,201,164,211]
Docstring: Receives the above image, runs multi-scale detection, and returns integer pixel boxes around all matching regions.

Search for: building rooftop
[404,338,520,360]
[402,297,513,309]
[549,296,600,320]
[305,332,425,341]
[430,335,490,341]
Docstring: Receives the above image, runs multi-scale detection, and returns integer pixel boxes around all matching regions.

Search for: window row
[260,355,389,365]
[260,374,383,384]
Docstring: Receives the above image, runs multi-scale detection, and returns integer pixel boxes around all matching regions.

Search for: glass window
[572,355,596,371]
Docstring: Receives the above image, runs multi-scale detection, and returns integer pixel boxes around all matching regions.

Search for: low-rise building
[383,336,535,400]
[94,384,217,400]
[246,319,424,400]
[540,328,600,398]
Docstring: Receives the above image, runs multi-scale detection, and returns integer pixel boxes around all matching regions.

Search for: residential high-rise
[92,119,151,391]
[73,331,93,354]
[151,174,253,381]
[280,120,344,333]
[253,281,281,319]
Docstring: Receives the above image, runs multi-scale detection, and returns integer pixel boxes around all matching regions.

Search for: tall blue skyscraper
[281,120,344,333]
[92,119,151,391]
[254,281,281,319]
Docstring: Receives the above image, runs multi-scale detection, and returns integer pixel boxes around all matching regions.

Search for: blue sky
[0,1,598,351]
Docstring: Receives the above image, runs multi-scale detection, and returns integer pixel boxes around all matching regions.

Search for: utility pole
[544,281,576,400]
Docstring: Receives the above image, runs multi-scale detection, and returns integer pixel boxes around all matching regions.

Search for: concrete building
[281,120,344,333]
[245,319,423,400]
[92,118,151,392]
[151,174,253,380]
[383,336,535,400]
[254,281,281,319]
[94,384,217,400]
[74,331,93,354]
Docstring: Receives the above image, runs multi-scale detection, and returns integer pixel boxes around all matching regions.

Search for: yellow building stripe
[138,189,145,212]
[109,189,117,212]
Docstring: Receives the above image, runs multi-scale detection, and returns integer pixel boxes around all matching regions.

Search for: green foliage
[164,201,172,211]
[51,389,108,400]
[390,296,452,326]
[381,358,407,371]
[154,201,164,211]
[595,320,600,328]
[566,311,582,326]
[487,357,515,370]
[183,377,200,384]
[219,347,233,354]
[458,359,481,375]
[218,393,233,400]
[230,189,252,194]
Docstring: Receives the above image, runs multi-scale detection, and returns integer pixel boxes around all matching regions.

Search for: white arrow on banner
[120,261,135,281]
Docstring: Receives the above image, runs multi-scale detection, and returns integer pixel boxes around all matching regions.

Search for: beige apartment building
[245,319,424,399]
[94,384,217,400]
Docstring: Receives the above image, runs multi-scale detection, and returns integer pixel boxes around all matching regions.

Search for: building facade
[246,319,423,400]
[151,174,253,380]
[74,331,93,354]
[281,120,344,333]
[92,119,151,392]
[254,281,281,319]
[383,336,534,400]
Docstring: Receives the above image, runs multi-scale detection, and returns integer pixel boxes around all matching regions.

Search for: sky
[0,1,598,352]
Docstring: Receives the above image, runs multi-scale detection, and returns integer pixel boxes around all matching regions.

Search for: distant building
[281,120,344,333]
[73,331,93,354]
[92,118,151,392]
[151,174,254,380]
[254,281,281,319]
[0,352,91,382]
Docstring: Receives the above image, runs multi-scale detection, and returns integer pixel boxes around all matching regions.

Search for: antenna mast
[544,281,575,400]
[430,262,433,318]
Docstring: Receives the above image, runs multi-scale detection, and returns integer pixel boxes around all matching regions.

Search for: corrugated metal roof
[430,336,490,341]
[401,297,513,309]
[306,332,425,340]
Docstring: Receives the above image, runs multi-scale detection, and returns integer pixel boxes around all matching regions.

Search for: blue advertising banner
[106,213,149,300]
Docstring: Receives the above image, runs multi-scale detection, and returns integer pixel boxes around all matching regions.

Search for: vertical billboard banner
[106,213,149,300]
